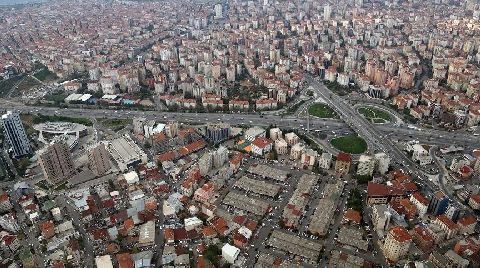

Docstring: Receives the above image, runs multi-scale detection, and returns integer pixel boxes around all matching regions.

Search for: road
[55,195,95,268]
[10,190,45,268]
[306,77,475,214]
[0,99,477,150]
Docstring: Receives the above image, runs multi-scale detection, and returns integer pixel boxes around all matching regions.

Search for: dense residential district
[1,0,480,267]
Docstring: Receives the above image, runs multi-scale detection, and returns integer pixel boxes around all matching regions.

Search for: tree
[354,174,372,184]
[144,141,151,149]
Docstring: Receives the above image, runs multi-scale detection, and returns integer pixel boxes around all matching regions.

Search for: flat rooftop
[254,253,304,268]
[222,191,270,216]
[234,176,281,197]
[247,164,289,182]
[267,230,323,260]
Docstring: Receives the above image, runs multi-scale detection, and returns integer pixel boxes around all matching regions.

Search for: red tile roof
[389,226,412,243]
[367,182,404,197]
[116,253,134,268]
[252,137,272,148]
[337,152,352,162]
[458,215,477,227]
[437,214,458,230]
[344,209,362,224]
[411,192,429,206]
[470,194,480,204]
[413,226,433,242]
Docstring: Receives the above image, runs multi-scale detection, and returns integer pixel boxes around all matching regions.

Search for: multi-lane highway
[1,99,478,150]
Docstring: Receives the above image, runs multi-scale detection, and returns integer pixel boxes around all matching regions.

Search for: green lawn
[0,75,24,96]
[331,135,367,154]
[358,107,391,123]
[34,68,58,82]
[15,76,41,94]
[97,118,132,130]
[44,90,69,104]
[308,103,337,118]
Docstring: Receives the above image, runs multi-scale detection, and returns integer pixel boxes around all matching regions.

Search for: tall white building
[198,152,213,176]
[214,4,223,19]
[372,205,391,238]
[357,155,375,177]
[323,4,332,21]
[213,146,228,169]
[383,226,412,263]
[1,111,31,158]
[374,153,390,174]
[269,128,282,141]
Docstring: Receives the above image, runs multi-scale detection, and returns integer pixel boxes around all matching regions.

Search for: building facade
[39,141,75,184]
[1,111,31,158]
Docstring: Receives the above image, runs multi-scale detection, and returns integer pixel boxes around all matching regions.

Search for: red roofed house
[202,226,217,239]
[469,194,480,210]
[434,214,459,239]
[457,215,478,235]
[233,232,248,248]
[211,217,228,236]
[335,153,352,176]
[454,237,480,256]
[458,165,474,180]
[412,226,434,254]
[116,253,134,268]
[344,209,362,224]
[245,220,257,231]
[194,182,215,204]
[398,198,417,220]
[229,153,244,171]
[164,228,174,244]
[410,192,429,218]
[251,137,273,156]
[0,192,13,212]
[1,234,21,253]
[40,221,55,240]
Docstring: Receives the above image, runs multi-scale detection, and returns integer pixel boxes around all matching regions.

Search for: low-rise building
[318,152,333,170]
[357,155,375,177]
[301,149,318,167]
[335,152,352,176]
[251,137,273,156]
[274,138,288,155]
[269,128,282,141]
[244,126,266,142]
[222,244,240,264]
[284,132,299,146]
[372,205,391,237]
[434,215,458,239]
[290,143,304,160]
[375,153,390,174]
[412,144,432,166]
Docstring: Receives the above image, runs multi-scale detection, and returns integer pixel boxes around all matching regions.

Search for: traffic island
[330,135,367,154]
[308,103,337,118]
